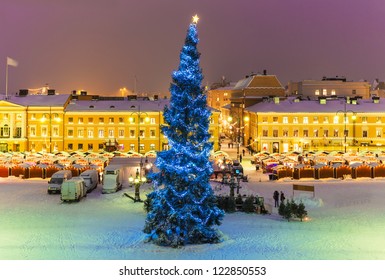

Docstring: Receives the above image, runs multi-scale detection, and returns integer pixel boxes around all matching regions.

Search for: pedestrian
[239,154,242,162]
[242,149,245,157]
[280,191,285,204]
[273,190,279,207]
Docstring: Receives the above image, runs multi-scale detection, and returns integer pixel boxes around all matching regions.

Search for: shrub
[242,195,256,213]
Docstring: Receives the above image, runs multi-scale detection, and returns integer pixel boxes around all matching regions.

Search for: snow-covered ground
[1,171,385,260]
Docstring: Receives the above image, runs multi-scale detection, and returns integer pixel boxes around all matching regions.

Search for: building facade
[245,96,385,154]
[0,93,220,153]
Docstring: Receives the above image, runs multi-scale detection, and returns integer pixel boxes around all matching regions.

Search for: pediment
[0,100,25,109]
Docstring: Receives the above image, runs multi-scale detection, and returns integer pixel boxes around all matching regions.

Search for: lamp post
[227,115,249,160]
[129,105,149,154]
[128,157,147,202]
[336,101,356,153]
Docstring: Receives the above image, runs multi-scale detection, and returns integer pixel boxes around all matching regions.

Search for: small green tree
[278,201,286,217]
[242,195,256,213]
[281,200,293,221]
[296,201,308,222]
[226,196,236,213]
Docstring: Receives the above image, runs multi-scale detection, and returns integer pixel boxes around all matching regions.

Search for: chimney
[263,69,267,75]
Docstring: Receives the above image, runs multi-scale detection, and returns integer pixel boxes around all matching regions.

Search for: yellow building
[244,96,385,154]
[0,93,220,153]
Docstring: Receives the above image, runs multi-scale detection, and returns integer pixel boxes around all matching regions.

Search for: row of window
[314,89,357,96]
[65,143,157,151]
[262,129,382,138]
[67,116,157,125]
[263,116,376,124]
[28,126,158,138]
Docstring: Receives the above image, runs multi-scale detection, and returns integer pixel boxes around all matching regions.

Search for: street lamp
[128,157,147,202]
[227,115,249,160]
[336,101,356,153]
[129,105,149,154]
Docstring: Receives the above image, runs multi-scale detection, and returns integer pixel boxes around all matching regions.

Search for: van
[102,165,123,194]
[61,177,87,202]
[47,170,72,194]
[80,169,98,193]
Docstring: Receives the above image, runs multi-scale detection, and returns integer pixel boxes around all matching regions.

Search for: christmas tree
[143,15,224,247]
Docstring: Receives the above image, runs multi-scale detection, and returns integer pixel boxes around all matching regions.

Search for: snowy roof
[65,99,170,112]
[1,94,71,107]
[245,97,385,114]
[233,75,284,90]
[65,98,220,113]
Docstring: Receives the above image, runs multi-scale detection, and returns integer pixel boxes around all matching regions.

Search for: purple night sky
[1,0,385,95]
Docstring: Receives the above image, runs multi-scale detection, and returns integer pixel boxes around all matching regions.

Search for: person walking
[239,154,242,163]
[273,190,279,207]
[280,191,285,205]
[242,149,246,157]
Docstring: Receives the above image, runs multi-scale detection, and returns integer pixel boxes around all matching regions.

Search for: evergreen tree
[143,16,224,247]
[242,195,256,213]
[296,201,308,222]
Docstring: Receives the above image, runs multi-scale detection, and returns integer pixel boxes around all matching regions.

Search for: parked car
[47,170,72,194]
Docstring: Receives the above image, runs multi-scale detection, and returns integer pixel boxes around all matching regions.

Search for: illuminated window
[323,116,329,123]
[88,129,93,138]
[363,130,368,138]
[78,129,84,137]
[334,116,339,124]
[68,117,73,123]
[283,130,288,137]
[118,129,124,138]
[98,129,104,138]
[99,117,104,124]
[362,116,367,123]
[31,114,36,120]
[68,129,74,137]
[376,129,382,137]
[150,129,156,138]
[262,117,268,123]
[331,89,336,95]
[273,117,278,123]
[262,130,268,137]
[314,129,318,137]
[109,117,114,123]
[303,130,308,137]
[323,130,329,137]
[315,90,320,96]
[303,117,308,124]
[293,130,299,137]
[78,117,83,124]
[130,130,135,138]
[88,118,93,123]
[150,118,156,124]
[334,129,339,137]
[313,116,318,123]
[41,127,48,137]
[150,143,155,150]
[78,143,83,150]
[323,89,327,96]
[130,144,135,151]
[283,117,288,124]
[119,117,124,123]
[293,117,298,124]
[273,130,278,137]
[108,129,114,137]
[52,127,59,137]
[30,126,36,136]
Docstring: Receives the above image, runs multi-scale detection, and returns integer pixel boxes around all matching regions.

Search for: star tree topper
[192,14,199,24]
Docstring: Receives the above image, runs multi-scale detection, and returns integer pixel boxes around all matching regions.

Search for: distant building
[244,96,385,153]
[287,77,371,99]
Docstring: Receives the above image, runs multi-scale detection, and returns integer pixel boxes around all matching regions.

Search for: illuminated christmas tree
[143,15,224,247]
